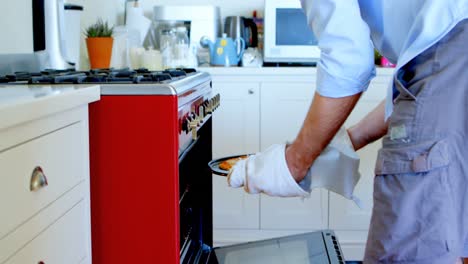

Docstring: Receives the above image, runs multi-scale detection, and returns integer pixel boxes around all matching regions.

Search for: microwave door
[208,230,345,264]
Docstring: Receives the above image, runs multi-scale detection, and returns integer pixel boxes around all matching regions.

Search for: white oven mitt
[228,127,362,205]
[228,144,310,197]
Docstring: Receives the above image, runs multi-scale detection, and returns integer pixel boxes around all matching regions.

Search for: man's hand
[229,127,362,201]
[228,144,310,197]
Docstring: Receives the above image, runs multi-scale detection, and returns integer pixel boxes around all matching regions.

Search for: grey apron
[364,19,468,264]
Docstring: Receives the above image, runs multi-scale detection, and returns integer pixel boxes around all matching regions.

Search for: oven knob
[211,99,216,111]
[183,116,191,133]
[206,100,212,111]
[205,101,212,114]
[202,102,208,115]
[213,96,219,109]
[192,112,201,124]
[209,101,214,113]
[198,105,205,121]
[182,118,189,134]
[187,112,198,126]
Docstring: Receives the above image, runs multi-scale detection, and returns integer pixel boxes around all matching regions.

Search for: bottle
[159,28,175,69]
[174,26,190,67]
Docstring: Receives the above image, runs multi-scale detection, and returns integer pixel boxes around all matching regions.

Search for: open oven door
[206,230,345,264]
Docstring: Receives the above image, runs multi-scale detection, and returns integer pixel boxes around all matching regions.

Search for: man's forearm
[347,100,388,150]
[286,92,362,182]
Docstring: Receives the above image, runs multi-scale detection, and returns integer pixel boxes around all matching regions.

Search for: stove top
[0,68,197,85]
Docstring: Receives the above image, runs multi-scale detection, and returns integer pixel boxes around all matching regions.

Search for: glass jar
[159,29,175,69]
[173,26,190,67]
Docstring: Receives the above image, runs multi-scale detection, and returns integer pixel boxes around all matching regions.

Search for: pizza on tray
[219,156,248,171]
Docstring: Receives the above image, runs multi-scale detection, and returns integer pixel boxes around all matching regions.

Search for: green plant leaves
[85,18,114,38]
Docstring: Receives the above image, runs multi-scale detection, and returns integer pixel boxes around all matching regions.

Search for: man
[230,0,468,263]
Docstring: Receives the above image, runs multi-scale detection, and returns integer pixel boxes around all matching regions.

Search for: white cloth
[228,127,362,204]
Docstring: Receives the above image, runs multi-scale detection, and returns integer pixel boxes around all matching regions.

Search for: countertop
[199,66,395,76]
[0,84,100,130]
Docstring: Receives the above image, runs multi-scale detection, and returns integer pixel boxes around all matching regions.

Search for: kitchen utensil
[200,33,245,66]
[208,154,252,176]
[224,16,258,53]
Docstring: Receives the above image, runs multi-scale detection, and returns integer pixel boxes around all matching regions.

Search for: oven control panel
[178,92,220,157]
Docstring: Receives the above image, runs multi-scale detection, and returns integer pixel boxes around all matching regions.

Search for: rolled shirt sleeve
[301,0,376,97]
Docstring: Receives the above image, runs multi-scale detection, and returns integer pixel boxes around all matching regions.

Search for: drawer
[4,200,90,264]
[0,122,86,238]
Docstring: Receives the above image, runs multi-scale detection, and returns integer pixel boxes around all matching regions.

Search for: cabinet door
[260,82,328,230]
[328,76,390,260]
[212,81,260,230]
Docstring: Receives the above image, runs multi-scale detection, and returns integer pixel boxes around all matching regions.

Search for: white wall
[0,0,34,54]
[136,0,264,19]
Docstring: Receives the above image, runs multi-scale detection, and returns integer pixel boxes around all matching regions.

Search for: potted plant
[85,19,114,69]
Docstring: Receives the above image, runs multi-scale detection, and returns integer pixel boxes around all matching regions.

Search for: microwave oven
[264,0,320,64]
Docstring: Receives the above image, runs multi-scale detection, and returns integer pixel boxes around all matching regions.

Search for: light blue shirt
[300,0,468,118]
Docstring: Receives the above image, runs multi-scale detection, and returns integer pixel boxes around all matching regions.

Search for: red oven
[87,69,217,263]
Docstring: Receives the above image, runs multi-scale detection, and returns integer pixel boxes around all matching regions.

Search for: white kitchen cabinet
[0,85,99,264]
[206,67,393,258]
[212,81,261,231]
[260,82,328,232]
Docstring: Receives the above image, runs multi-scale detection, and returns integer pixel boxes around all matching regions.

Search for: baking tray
[208,154,251,176]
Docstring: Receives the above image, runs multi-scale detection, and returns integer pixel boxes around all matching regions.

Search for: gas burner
[163,69,186,78]
[162,68,197,77]
[30,72,88,84]
[0,68,198,85]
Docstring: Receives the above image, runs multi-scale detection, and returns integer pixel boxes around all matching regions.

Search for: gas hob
[0,68,196,85]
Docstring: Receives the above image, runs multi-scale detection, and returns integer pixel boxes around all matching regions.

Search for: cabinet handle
[30,166,48,192]
[248,89,254,94]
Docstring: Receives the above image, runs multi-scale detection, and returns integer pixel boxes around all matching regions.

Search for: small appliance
[224,16,258,53]
[201,33,245,67]
[152,5,221,66]
[33,0,83,70]
[263,0,320,64]
[0,0,83,73]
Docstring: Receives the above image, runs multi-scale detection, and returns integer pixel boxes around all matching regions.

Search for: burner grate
[0,68,197,85]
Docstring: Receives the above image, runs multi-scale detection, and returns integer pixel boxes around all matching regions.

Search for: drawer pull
[30,166,48,192]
